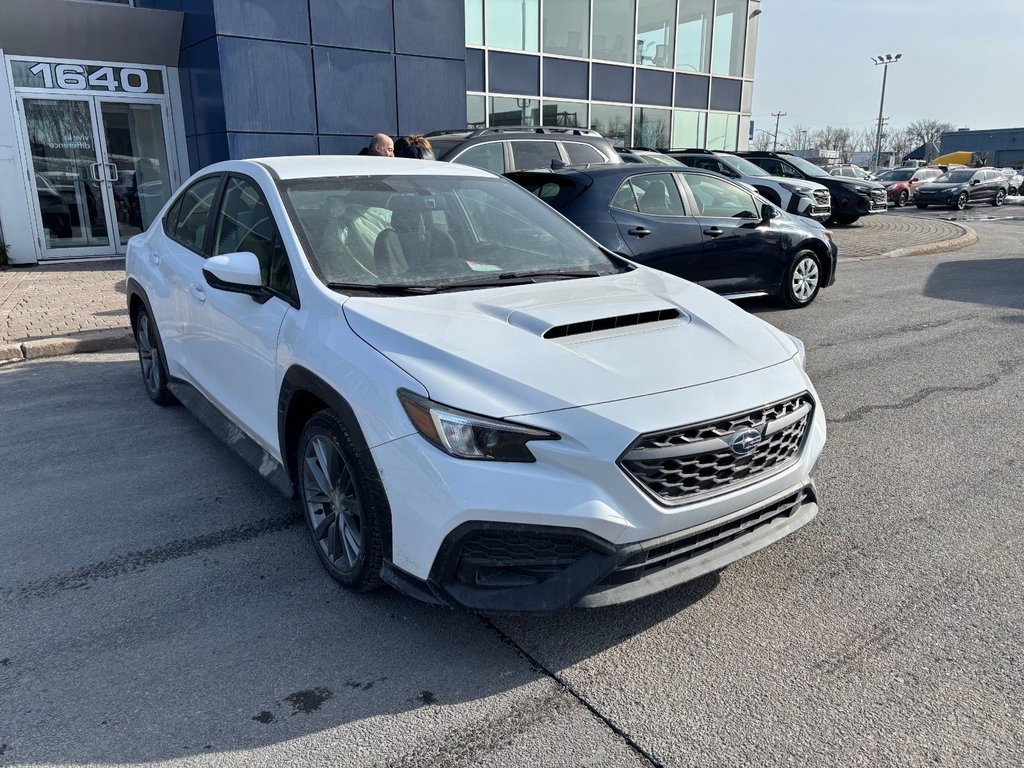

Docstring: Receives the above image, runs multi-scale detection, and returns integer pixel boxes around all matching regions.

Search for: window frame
[612,171,690,217]
[679,171,760,219]
[163,173,224,256]
[451,141,509,174]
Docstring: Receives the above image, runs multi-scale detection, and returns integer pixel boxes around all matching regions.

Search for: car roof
[211,156,497,181]
[510,164,723,183]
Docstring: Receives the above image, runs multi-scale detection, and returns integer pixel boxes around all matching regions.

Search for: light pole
[872,53,902,169]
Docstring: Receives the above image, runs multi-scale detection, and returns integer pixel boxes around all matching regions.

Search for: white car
[126,156,826,612]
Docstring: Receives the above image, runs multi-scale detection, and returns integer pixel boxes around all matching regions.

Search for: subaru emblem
[727,427,762,456]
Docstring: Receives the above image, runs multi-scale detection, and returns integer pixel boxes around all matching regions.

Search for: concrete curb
[0,327,134,366]
[840,221,978,262]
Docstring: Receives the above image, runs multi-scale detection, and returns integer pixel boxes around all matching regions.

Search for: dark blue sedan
[507,165,838,308]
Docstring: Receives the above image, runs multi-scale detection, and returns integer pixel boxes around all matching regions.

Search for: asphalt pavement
[2,222,1023,767]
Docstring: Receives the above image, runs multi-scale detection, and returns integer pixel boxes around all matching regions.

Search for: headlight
[779,182,813,196]
[398,389,559,462]
[786,334,806,367]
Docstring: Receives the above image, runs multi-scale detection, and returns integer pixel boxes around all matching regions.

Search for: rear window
[563,142,607,165]
[507,173,586,209]
[510,140,561,171]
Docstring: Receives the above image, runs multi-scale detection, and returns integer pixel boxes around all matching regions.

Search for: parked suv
[826,164,876,181]
[913,167,1008,210]
[665,148,831,222]
[739,151,888,225]
[427,126,622,174]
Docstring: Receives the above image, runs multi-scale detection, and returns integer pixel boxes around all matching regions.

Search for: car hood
[822,176,884,192]
[917,182,961,191]
[763,175,828,191]
[342,269,797,418]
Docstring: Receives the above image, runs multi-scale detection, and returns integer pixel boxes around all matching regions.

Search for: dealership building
[0,0,760,265]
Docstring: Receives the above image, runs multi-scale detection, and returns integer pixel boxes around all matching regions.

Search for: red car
[876,166,944,207]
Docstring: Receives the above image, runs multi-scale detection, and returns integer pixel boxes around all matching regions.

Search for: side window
[563,142,606,165]
[756,158,785,176]
[684,174,759,218]
[212,176,293,297]
[611,179,639,212]
[509,140,561,171]
[171,176,221,253]
[630,173,686,216]
[453,143,505,174]
[163,195,183,236]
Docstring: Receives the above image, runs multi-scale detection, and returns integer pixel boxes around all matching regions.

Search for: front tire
[298,409,385,592]
[780,250,821,309]
[134,307,174,405]
[896,190,909,207]
[954,192,969,210]
[993,189,1006,206]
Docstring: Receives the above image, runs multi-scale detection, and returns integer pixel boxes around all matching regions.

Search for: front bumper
[372,363,826,612]
[790,193,831,221]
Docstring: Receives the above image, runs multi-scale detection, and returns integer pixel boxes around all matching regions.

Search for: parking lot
[2,218,1023,767]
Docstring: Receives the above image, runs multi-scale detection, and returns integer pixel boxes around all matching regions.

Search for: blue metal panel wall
[138,0,467,172]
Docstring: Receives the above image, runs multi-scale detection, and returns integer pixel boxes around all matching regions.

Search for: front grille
[598,487,814,586]
[813,189,830,206]
[619,393,814,505]
[870,189,887,203]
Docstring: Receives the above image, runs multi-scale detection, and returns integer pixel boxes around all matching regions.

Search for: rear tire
[134,307,175,406]
[780,250,821,309]
[297,409,385,592]
[896,190,909,207]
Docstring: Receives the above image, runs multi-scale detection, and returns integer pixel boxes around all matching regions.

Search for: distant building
[902,141,939,164]
[939,127,1024,169]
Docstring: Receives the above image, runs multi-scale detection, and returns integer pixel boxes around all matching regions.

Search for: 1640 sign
[11,61,165,95]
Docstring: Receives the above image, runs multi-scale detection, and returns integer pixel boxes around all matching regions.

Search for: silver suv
[665,149,832,222]
[427,126,622,175]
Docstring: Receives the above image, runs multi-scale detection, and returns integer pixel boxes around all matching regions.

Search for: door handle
[704,227,724,238]
[190,284,206,302]
[88,162,102,182]
[627,226,652,237]
[105,162,119,183]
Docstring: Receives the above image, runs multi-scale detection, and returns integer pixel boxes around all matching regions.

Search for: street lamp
[872,53,902,170]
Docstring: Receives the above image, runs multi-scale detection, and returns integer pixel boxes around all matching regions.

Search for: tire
[954,192,969,211]
[780,250,822,309]
[993,189,1006,207]
[1010,186,1018,196]
[134,307,175,405]
[896,190,909,207]
[297,409,385,592]
[916,203,929,209]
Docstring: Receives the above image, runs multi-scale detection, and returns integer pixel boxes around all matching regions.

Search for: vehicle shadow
[0,354,721,765]
[922,257,1024,313]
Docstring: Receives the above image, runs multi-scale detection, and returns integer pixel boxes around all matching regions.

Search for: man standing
[360,133,394,157]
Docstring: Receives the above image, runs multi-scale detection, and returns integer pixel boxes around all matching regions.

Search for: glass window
[510,140,562,170]
[213,176,292,295]
[755,157,802,179]
[633,107,671,148]
[683,174,758,218]
[281,175,621,290]
[453,143,506,174]
[631,173,686,215]
[636,0,675,68]
[712,0,748,77]
[467,94,486,128]
[671,110,705,149]
[489,96,539,126]
[611,180,640,211]
[564,142,607,165]
[172,176,221,253]
[675,0,712,73]
[542,100,588,129]
[466,0,483,45]
[543,0,589,57]
[590,103,631,147]
[593,0,635,63]
[706,113,738,151]
[486,0,539,51]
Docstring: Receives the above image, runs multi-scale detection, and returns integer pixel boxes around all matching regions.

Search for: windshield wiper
[325,282,438,295]
[438,269,608,290]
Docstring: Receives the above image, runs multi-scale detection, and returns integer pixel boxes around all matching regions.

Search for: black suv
[912,167,1009,210]
[738,151,887,225]
[426,127,622,175]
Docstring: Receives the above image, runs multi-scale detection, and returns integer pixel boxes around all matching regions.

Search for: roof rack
[425,126,605,139]
[662,147,715,154]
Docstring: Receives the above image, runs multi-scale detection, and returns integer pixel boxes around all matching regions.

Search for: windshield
[280,175,620,292]
[781,155,830,178]
[720,154,769,177]
[935,170,975,183]
[879,169,913,182]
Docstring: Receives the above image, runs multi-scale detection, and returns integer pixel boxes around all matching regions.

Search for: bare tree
[884,127,916,164]
[751,130,774,151]
[906,119,956,148]
[812,125,855,155]
[781,123,810,151]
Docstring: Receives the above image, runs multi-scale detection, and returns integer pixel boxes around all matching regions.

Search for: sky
[750,0,1024,140]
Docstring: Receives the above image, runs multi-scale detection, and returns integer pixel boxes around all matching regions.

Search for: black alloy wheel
[298,409,385,591]
[955,192,969,211]
[896,190,909,207]
[135,307,174,405]
[993,189,1006,207]
[780,249,821,309]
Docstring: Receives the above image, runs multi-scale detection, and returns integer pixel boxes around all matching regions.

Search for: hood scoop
[543,308,682,339]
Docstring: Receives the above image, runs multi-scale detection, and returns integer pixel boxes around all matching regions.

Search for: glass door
[20,96,114,255]
[97,99,174,248]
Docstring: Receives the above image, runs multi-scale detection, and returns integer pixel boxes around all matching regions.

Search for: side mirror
[202,251,268,301]
[760,203,774,225]
[970,178,981,185]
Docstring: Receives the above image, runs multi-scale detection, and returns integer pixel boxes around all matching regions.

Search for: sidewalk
[0,213,978,365]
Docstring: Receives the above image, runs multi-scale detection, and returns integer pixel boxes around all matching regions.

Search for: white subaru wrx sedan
[126,156,826,612]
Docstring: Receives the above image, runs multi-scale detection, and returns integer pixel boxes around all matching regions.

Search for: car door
[188,174,296,452]
[680,173,783,294]
[605,172,705,280]
[155,174,224,382]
